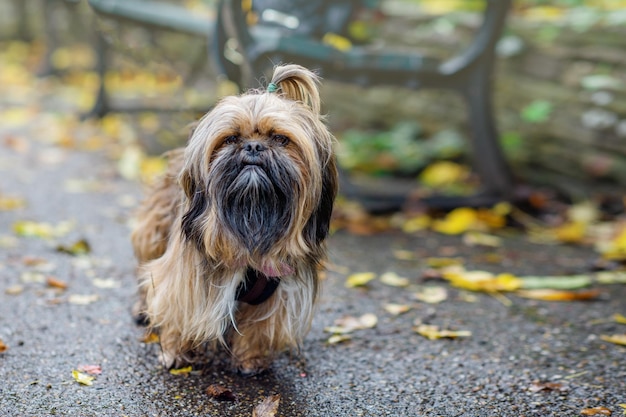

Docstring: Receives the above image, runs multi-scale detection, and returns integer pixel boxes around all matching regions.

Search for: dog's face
[180,92,337,265]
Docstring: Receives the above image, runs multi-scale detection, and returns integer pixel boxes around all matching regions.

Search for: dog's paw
[159,351,189,370]
[233,357,271,377]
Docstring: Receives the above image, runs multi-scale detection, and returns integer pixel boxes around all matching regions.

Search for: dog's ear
[268,65,322,115]
[305,155,338,246]
[179,161,208,247]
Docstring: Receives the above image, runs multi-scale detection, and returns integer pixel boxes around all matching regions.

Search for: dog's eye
[271,134,290,146]
[223,135,239,145]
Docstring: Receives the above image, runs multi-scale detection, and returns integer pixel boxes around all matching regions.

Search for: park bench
[87,0,514,209]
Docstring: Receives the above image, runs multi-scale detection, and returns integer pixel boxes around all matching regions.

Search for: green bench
[87,0,514,209]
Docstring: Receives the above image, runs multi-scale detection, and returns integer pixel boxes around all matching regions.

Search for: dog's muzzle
[236,268,281,305]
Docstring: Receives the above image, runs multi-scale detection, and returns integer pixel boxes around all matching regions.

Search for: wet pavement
[0,113,625,417]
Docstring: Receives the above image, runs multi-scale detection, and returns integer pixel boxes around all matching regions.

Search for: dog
[131,64,338,375]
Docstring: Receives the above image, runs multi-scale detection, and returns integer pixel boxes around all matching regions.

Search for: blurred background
[1,0,626,209]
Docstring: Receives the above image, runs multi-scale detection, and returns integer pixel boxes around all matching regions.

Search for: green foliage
[520,100,554,124]
[337,122,465,176]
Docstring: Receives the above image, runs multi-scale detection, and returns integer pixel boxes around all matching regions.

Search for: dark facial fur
[210,135,301,255]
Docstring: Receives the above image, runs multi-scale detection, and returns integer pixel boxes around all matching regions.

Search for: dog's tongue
[261,262,294,277]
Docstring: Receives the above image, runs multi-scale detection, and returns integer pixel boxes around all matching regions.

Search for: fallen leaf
[419,161,469,188]
[392,250,418,261]
[600,334,626,346]
[414,324,471,340]
[425,257,461,268]
[413,286,448,304]
[379,271,410,287]
[0,338,7,353]
[0,195,26,211]
[206,384,236,401]
[519,275,592,290]
[327,334,352,345]
[68,294,99,305]
[463,231,502,247]
[528,381,568,393]
[580,406,612,416]
[5,284,24,295]
[325,313,378,334]
[141,332,160,344]
[20,271,46,284]
[169,366,193,376]
[46,276,68,290]
[383,303,411,316]
[78,365,102,375]
[345,272,376,288]
[516,289,601,302]
[441,266,521,292]
[253,394,281,417]
[432,207,479,235]
[56,239,91,256]
[401,214,431,233]
[92,278,121,289]
[72,370,94,386]
[613,314,626,325]
[13,220,73,239]
[595,271,626,285]
[553,221,587,244]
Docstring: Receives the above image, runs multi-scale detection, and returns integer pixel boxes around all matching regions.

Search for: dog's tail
[268,64,322,115]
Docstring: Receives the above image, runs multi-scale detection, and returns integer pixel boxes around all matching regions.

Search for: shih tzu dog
[131,65,338,375]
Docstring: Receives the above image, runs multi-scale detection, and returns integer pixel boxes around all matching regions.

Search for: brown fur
[130,65,337,374]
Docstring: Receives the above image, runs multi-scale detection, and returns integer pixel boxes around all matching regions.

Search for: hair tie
[267,82,279,93]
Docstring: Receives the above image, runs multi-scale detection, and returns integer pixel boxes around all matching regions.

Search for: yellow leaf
[141,332,160,344]
[0,338,7,353]
[72,370,95,386]
[414,324,471,340]
[600,334,626,346]
[554,221,587,244]
[432,207,478,235]
[413,286,448,304]
[169,366,192,376]
[614,313,626,325]
[401,214,431,233]
[327,334,352,345]
[345,272,376,288]
[463,231,502,247]
[523,6,566,21]
[596,271,626,284]
[442,266,521,292]
[426,257,461,268]
[419,161,469,188]
[600,228,626,260]
[140,156,168,185]
[0,195,26,211]
[56,239,91,256]
[379,272,410,287]
[322,33,352,51]
[12,220,73,239]
[383,303,411,316]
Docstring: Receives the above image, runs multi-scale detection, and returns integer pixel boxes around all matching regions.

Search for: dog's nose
[244,141,267,155]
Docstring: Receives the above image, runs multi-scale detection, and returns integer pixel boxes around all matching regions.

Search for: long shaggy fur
[131,64,338,374]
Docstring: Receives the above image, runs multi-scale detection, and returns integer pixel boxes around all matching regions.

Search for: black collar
[235,267,280,305]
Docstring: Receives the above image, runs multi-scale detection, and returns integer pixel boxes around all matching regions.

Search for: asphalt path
[1,132,625,417]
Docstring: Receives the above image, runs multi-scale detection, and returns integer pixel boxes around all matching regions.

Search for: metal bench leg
[81,30,109,119]
[463,59,514,200]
